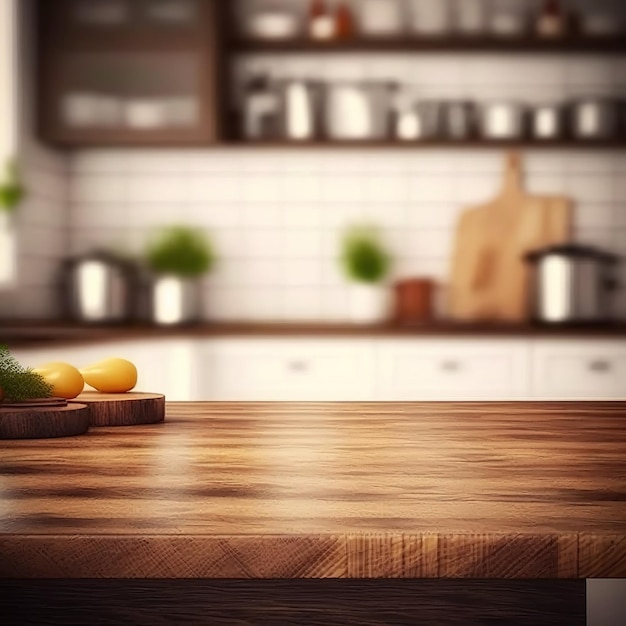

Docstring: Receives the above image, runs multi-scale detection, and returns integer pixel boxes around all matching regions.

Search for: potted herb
[0,160,25,216]
[340,224,392,324]
[144,225,216,325]
[0,159,25,284]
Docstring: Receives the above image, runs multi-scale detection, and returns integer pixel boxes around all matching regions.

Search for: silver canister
[442,101,477,140]
[479,102,527,139]
[531,104,564,140]
[525,244,620,325]
[242,75,279,140]
[325,82,393,140]
[570,99,619,140]
[281,79,323,141]
[59,251,137,324]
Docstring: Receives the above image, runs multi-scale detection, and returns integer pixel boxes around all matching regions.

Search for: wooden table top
[1,401,625,579]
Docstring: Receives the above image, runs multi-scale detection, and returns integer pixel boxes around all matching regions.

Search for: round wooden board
[0,403,90,440]
[72,392,166,427]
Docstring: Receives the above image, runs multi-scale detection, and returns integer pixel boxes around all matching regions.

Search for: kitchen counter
[3,320,626,348]
[3,400,623,624]
[1,401,624,580]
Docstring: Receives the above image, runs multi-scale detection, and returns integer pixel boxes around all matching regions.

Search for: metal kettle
[58,250,138,324]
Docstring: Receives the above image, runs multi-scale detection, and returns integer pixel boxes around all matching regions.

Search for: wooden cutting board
[73,392,166,427]
[448,152,572,322]
[0,399,90,439]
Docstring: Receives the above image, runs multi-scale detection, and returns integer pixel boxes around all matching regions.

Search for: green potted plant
[0,159,25,284]
[340,223,393,324]
[0,159,25,216]
[144,225,216,325]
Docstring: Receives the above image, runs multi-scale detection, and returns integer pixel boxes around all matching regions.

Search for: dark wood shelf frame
[220,139,626,150]
[229,35,626,54]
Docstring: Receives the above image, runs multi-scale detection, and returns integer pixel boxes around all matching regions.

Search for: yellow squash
[80,358,138,393]
[32,362,85,399]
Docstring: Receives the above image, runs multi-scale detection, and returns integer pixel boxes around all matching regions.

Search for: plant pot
[348,283,391,324]
[150,275,202,326]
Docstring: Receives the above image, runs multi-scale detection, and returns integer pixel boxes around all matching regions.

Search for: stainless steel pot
[325,82,393,140]
[58,251,137,324]
[281,79,324,141]
[525,244,620,325]
[442,101,477,140]
[479,102,527,139]
[531,104,564,140]
[570,98,619,140]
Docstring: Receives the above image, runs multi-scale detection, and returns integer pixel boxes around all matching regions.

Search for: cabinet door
[11,339,194,401]
[50,0,207,39]
[531,341,626,400]
[38,0,222,146]
[376,339,531,401]
[197,339,376,401]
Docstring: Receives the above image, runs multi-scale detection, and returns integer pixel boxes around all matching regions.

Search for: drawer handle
[589,360,612,373]
[288,360,309,373]
[441,360,462,372]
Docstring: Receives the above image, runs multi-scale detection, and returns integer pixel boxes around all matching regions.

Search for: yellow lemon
[32,362,85,399]
[79,358,138,393]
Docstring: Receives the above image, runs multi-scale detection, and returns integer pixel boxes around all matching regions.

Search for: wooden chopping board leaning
[448,152,573,323]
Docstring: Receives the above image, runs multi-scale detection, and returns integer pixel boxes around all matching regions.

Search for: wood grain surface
[0,401,624,578]
[72,392,166,427]
[0,403,90,440]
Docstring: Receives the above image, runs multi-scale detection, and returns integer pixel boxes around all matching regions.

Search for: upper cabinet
[36,0,626,149]
[38,0,225,146]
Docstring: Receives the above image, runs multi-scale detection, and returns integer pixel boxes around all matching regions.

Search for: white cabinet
[10,335,626,402]
[196,338,376,401]
[531,341,626,400]
[11,339,195,400]
[376,339,531,400]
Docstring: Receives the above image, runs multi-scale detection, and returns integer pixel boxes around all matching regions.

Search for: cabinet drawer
[532,342,626,399]
[198,339,375,401]
[377,340,530,400]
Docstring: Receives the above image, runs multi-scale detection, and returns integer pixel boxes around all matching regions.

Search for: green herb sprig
[0,345,53,402]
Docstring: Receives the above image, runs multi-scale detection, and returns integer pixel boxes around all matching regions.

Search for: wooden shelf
[43,128,217,148]
[41,135,626,149]
[229,35,626,54]
[219,139,626,150]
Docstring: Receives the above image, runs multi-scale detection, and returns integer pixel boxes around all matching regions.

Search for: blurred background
[0,0,626,407]
[0,0,624,325]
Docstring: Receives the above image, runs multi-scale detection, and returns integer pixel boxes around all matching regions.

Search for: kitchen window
[0,0,19,286]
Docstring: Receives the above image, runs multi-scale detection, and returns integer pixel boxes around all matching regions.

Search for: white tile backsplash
[72,175,126,204]
[56,53,626,322]
[65,148,626,322]
[127,176,185,204]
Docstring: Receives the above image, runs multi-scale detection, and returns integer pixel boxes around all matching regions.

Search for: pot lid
[524,243,620,263]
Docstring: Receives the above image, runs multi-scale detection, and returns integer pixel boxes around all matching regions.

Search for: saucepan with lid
[524,244,621,325]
